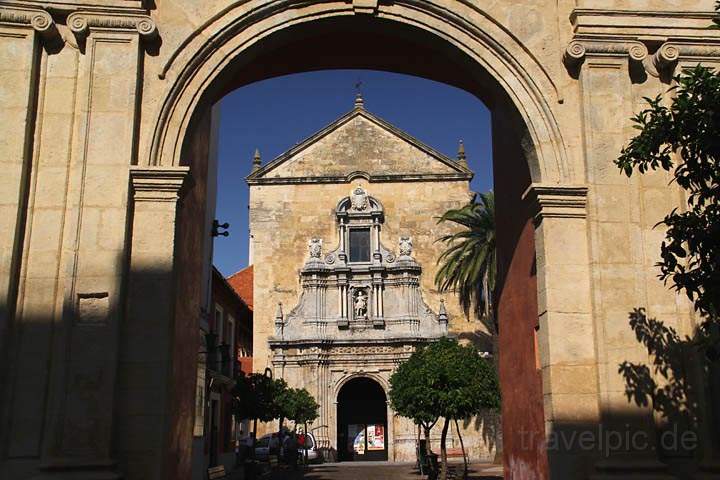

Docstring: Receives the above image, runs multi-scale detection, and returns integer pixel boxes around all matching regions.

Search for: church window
[349,228,371,262]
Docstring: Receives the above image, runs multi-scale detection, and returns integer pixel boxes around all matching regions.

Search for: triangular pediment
[247,107,472,184]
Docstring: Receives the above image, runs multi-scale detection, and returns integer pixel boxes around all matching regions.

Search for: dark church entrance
[337,377,388,461]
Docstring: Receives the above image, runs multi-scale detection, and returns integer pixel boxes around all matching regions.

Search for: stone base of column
[591,458,676,479]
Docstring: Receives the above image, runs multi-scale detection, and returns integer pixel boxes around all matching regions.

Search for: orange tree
[389,338,499,480]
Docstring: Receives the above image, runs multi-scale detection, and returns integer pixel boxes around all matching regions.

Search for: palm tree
[434,191,497,333]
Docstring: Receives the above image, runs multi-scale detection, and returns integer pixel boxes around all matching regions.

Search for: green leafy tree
[277,387,320,464]
[389,345,440,457]
[616,65,720,354]
[278,387,320,430]
[390,338,500,480]
[435,192,497,332]
[232,372,288,446]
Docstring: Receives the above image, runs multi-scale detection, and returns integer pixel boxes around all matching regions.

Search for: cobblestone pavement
[261,462,503,480]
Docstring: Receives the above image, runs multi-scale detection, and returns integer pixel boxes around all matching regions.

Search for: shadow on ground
[264,463,503,480]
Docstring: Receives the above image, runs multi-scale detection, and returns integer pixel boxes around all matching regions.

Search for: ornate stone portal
[270,186,447,460]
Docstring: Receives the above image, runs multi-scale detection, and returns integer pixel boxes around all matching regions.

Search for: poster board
[366,424,385,451]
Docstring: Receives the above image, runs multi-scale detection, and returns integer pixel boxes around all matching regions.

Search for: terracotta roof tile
[227,265,253,311]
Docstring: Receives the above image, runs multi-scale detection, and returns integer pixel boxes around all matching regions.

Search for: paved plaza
[262,462,503,480]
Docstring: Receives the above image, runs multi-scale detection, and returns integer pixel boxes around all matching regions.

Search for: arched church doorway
[337,377,388,462]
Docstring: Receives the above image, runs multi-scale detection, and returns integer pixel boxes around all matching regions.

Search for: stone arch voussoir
[147,0,571,185]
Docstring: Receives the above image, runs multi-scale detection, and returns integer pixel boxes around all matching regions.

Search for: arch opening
[336,377,389,462]
[162,8,553,480]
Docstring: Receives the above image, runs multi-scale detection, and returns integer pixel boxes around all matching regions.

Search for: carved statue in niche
[308,238,322,258]
[350,185,369,211]
[399,236,413,257]
[353,289,368,319]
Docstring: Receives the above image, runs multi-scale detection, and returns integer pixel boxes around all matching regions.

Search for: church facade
[247,96,497,462]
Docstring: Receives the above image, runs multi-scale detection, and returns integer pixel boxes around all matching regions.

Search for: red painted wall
[493,109,549,479]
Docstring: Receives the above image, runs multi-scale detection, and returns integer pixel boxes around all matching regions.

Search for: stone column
[116,166,189,479]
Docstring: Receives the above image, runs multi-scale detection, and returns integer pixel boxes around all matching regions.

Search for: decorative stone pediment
[246,106,471,185]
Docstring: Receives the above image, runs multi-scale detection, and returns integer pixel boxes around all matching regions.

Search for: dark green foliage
[390,337,500,423]
[616,66,720,326]
[232,373,288,423]
[389,337,500,480]
[278,387,320,426]
[435,192,496,330]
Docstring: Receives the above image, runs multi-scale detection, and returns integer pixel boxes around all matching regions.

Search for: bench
[207,465,227,479]
[446,448,465,459]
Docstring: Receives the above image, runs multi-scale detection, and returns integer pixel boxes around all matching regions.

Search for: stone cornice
[247,172,473,186]
[0,4,56,38]
[570,9,720,40]
[1,1,149,13]
[564,38,648,66]
[523,184,588,221]
[130,166,189,202]
[68,10,157,39]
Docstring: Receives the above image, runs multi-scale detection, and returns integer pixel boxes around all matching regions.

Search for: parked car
[253,434,274,461]
[256,431,321,464]
[297,432,320,463]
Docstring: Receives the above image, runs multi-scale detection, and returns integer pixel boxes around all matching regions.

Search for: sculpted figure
[354,289,368,319]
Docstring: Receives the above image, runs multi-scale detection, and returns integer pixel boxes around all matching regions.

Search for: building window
[349,228,371,262]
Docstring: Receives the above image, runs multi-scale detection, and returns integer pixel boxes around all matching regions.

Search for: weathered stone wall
[2,1,720,479]
[249,178,475,370]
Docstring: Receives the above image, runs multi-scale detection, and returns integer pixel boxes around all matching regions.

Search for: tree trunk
[423,425,432,455]
[439,417,450,480]
[454,418,468,479]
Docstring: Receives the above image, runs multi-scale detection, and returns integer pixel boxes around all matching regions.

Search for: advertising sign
[366,424,385,451]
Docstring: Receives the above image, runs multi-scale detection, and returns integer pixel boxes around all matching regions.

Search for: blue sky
[213,70,493,276]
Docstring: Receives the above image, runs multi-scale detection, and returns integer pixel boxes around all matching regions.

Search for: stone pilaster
[570,38,674,479]
[0,7,57,466]
[116,166,188,480]
[523,184,602,479]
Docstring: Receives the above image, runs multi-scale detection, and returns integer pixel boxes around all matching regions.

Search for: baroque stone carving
[308,238,322,258]
[398,237,413,257]
[353,288,368,319]
[350,186,369,211]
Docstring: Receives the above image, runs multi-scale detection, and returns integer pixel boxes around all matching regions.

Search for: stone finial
[252,148,262,172]
[274,302,284,337]
[457,140,468,168]
[354,92,364,109]
[438,299,448,324]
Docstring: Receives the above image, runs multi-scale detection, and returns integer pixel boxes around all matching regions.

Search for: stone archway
[3,2,717,480]
[143,6,591,479]
[336,377,389,462]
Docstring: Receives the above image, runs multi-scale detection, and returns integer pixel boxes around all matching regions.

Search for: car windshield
[256,437,270,448]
